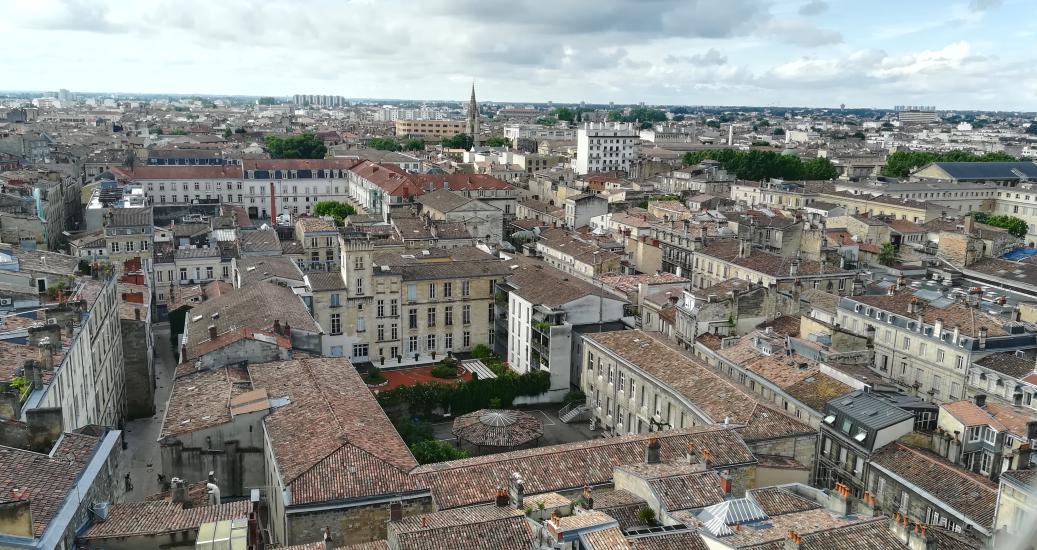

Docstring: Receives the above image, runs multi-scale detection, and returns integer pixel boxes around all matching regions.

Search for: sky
[3,0,1036,110]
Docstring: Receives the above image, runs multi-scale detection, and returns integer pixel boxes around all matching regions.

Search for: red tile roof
[79,500,249,539]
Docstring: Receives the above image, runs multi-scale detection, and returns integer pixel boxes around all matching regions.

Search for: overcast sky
[4,0,1035,110]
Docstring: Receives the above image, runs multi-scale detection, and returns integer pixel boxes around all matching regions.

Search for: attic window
[823,415,836,424]
[854,429,867,442]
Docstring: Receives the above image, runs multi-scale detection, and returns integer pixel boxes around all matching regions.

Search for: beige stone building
[394,119,467,139]
[103,207,154,272]
[294,216,339,271]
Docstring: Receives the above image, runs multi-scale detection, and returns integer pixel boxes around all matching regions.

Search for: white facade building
[574,123,640,175]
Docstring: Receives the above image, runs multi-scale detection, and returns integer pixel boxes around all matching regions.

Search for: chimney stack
[645,437,661,464]
[273,319,282,335]
[495,487,509,507]
[718,471,732,495]
[171,477,191,508]
[322,527,333,550]
[208,324,217,341]
[784,530,803,550]
[390,501,404,521]
[508,472,525,509]
[933,318,943,336]
[974,394,987,408]
[1017,443,1032,470]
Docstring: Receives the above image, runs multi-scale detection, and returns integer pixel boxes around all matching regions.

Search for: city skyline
[3,0,1035,111]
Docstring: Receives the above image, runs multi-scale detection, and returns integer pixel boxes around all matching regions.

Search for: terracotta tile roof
[185,326,290,362]
[504,257,625,307]
[248,357,419,505]
[237,255,305,285]
[749,487,822,517]
[974,351,1037,379]
[351,161,423,198]
[644,471,727,511]
[145,480,211,508]
[295,216,338,233]
[756,315,801,337]
[982,400,1037,438]
[783,375,853,413]
[412,426,755,510]
[413,173,515,192]
[942,400,1003,430]
[79,500,249,540]
[699,240,850,278]
[848,289,1007,338]
[590,489,649,530]
[183,282,317,355]
[625,531,708,550]
[0,432,102,536]
[597,273,688,294]
[387,506,533,550]
[160,365,252,438]
[870,443,998,530]
[770,517,907,550]
[704,506,858,548]
[243,159,360,171]
[581,526,630,549]
[588,330,815,441]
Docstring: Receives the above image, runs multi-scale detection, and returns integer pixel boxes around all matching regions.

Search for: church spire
[467,82,480,149]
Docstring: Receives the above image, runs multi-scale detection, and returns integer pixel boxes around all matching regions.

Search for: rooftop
[78,500,249,540]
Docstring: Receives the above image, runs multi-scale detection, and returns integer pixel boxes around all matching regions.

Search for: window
[408,309,418,329]
[955,355,964,370]
[180,268,187,281]
[841,418,852,434]
[444,306,453,326]
[407,284,417,301]
[355,278,364,296]
[408,335,418,353]
[445,333,453,349]
[428,283,436,299]
[444,282,452,298]
[391,323,399,340]
[427,307,436,327]
[354,256,364,270]
[352,343,368,358]
[376,299,384,316]
[463,330,471,347]
[357,317,365,332]
[330,313,341,335]
[980,452,993,474]
[426,334,436,351]
[110,241,121,253]
[900,490,909,511]
[462,280,470,297]
[390,299,398,317]
[126,241,135,252]
[919,342,927,356]
[462,304,471,324]
[205,266,213,280]
[936,349,945,364]
[377,324,385,341]
[488,302,494,322]
[822,437,831,455]
[902,336,911,350]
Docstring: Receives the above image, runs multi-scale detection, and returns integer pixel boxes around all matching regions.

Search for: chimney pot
[645,437,661,464]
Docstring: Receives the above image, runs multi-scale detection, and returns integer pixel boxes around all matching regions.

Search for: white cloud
[798,0,828,16]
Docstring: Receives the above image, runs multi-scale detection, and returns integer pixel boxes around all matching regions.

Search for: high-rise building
[574,122,640,175]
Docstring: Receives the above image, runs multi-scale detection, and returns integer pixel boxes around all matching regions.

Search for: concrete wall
[160,412,267,497]
[748,434,818,476]
[121,316,155,420]
[196,339,290,370]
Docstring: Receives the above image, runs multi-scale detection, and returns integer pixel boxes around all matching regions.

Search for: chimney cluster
[889,512,932,549]
[785,530,803,549]
[827,482,852,517]
[272,319,292,337]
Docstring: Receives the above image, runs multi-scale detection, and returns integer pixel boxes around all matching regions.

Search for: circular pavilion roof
[452,408,544,448]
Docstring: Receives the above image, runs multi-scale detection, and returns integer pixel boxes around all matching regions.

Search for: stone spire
[467,82,480,149]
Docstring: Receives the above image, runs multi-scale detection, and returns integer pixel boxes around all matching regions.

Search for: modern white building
[574,122,640,175]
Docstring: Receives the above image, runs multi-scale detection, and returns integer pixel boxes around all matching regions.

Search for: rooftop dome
[452,408,544,451]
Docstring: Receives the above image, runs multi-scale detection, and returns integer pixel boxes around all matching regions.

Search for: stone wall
[121,317,155,419]
[748,433,818,476]
[286,495,435,546]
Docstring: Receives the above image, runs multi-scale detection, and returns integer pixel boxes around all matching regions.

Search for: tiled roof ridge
[795,516,888,541]
[287,439,413,489]
[888,442,998,492]
[400,510,522,532]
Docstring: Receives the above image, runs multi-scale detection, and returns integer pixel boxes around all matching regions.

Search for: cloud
[968,0,1002,11]
[665,48,728,66]
[18,0,127,33]
[766,20,843,47]
[798,0,828,16]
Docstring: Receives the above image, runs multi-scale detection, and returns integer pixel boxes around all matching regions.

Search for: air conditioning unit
[0,298,11,306]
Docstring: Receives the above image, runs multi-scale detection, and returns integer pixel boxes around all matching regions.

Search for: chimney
[390,501,404,521]
[974,394,987,408]
[171,477,191,508]
[789,259,799,277]
[1017,443,1032,470]
[827,482,852,517]
[206,482,221,506]
[887,285,895,297]
[933,318,943,336]
[582,486,594,510]
[37,341,53,371]
[269,181,277,224]
[718,471,732,495]
[978,327,988,350]
[952,325,960,344]
[964,214,975,234]
[208,324,217,341]
[495,487,509,507]
[784,530,803,550]
[283,321,291,336]
[508,472,525,509]
[645,437,661,464]
[273,319,281,335]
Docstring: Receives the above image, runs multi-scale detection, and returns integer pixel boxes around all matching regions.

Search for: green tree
[535,116,558,126]
[312,200,356,224]
[257,97,278,105]
[637,507,657,525]
[222,128,232,139]
[486,136,510,147]
[681,149,836,181]
[409,440,469,464]
[264,133,328,159]
[878,243,897,266]
[552,107,576,122]
[1026,124,1037,136]
[369,137,402,151]
[442,133,474,150]
[403,138,426,151]
[772,128,785,136]
[881,150,1017,178]
[972,212,1028,237]
[852,131,866,139]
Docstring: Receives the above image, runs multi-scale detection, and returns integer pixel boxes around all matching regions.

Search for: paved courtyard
[431,403,600,450]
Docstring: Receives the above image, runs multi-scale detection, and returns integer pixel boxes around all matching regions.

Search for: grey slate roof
[931,161,1037,181]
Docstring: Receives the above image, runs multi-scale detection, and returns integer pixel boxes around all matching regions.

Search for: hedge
[377,369,550,418]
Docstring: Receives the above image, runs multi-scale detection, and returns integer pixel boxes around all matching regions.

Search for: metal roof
[826,390,916,430]
[932,161,1037,181]
[697,497,769,536]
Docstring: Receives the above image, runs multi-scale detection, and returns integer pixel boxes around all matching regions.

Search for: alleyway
[119,321,177,501]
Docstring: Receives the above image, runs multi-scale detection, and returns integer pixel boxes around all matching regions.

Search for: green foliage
[681,149,837,181]
[488,397,503,408]
[552,107,576,122]
[369,137,402,151]
[535,116,558,126]
[362,366,386,385]
[881,122,895,129]
[562,389,586,405]
[442,133,474,150]
[393,416,434,445]
[264,133,328,159]
[972,212,1028,238]
[852,131,866,139]
[376,370,551,419]
[312,201,356,224]
[772,128,785,136]
[431,363,459,379]
[608,107,667,124]
[222,128,232,139]
[877,243,897,267]
[257,97,278,105]
[881,150,1018,178]
[471,344,493,359]
[638,506,657,525]
[409,440,469,464]
[172,129,188,136]
[751,140,770,147]
[486,136,510,147]
[9,376,30,400]
[403,138,426,151]
[1025,124,1037,136]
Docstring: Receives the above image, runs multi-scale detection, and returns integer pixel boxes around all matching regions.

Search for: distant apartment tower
[895,105,938,124]
[293,94,346,108]
[575,122,640,175]
[57,88,72,103]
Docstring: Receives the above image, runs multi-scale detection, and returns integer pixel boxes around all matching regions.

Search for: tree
[535,116,558,126]
[881,150,1017,178]
[403,138,426,151]
[369,137,402,151]
[972,212,1028,238]
[552,107,576,123]
[264,133,328,159]
[312,200,356,225]
[637,507,657,525]
[878,243,897,267]
[681,149,837,181]
[257,97,278,105]
[486,136,510,147]
[852,131,866,139]
[772,128,785,136]
[1026,124,1037,136]
[409,440,469,464]
[222,128,232,139]
[442,133,474,150]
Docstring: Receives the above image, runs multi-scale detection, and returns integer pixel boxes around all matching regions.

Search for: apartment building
[103,206,153,272]
[294,216,339,271]
[332,239,510,365]
[535,228,621,281]
[394,119,467,139]
[837,287,1037,403]
[575,122,640,176]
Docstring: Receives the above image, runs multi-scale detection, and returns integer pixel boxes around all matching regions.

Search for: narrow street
[119,321,177,501]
